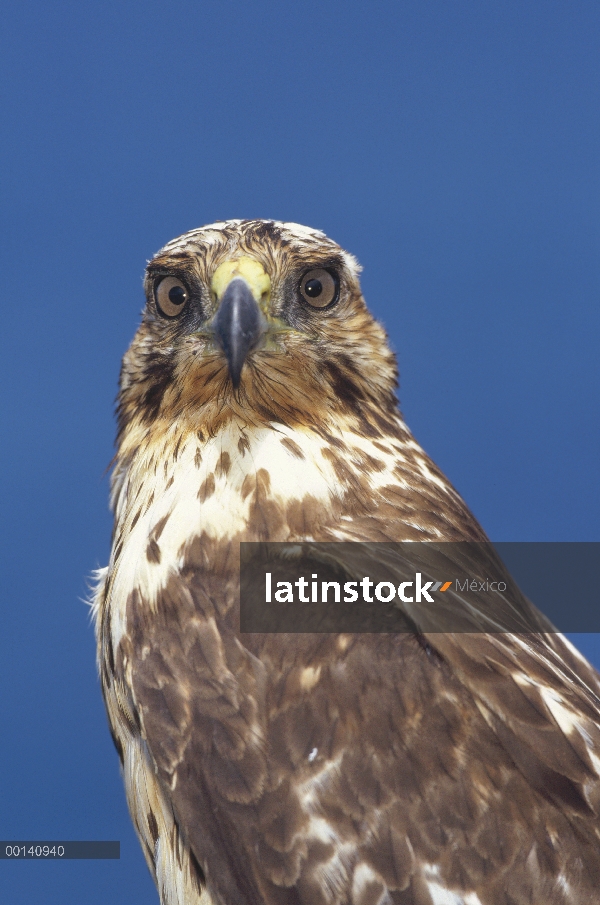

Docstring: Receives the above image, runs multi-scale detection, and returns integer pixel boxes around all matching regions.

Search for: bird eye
[299,268,339,309]
[155,277,189,318]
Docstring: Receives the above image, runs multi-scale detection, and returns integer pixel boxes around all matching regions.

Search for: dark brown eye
[155,277,189,318]
[299,268,338,309]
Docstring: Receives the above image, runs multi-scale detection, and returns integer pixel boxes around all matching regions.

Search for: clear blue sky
[1,2,598,903]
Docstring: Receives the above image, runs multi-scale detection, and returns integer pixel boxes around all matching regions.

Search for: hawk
[93,220,600,905]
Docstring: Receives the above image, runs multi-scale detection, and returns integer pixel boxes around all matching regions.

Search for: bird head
[117,220,399,444]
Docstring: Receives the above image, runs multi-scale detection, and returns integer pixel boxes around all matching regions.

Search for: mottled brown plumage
[94,220,600,905]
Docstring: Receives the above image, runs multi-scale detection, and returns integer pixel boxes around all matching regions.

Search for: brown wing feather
[118,536,600,905]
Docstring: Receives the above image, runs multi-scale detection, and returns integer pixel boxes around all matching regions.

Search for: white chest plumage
[104,420,411,654]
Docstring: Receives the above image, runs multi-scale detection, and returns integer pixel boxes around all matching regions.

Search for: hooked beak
[210,256,270,388]
[212,277,264,389]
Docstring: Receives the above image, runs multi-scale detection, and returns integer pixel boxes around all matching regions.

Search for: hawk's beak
[211,257,270,389]
[213,278,263,388]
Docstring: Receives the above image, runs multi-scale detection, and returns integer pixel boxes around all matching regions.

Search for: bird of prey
[93,219,600,905]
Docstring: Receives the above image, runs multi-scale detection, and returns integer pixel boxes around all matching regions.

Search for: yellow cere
[211,257,271,308]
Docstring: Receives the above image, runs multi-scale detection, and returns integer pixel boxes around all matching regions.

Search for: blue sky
[1,2,598,903]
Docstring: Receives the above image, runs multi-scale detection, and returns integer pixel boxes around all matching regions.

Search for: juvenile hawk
[93,220,600,905]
